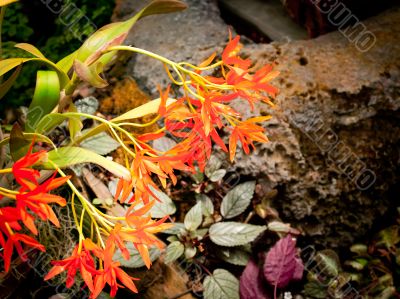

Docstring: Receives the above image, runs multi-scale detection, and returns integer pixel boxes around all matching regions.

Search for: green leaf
[208,169,226,182]
[80,132,120,155]
[165,241,184,264]
[184,202,203,231]
[304,282,327,299]
[149,186,176,218]
[221,181,255,219]
[113,243,160,268]
[43,147,131,180]
[314,250,341,277]
[184,246,197,259]
[26,71,60,132]
[75,97,99,115]
[0,65,21,100]
[74,0,187,67]
[10,124,30,162]
[14,43,46,58]
[205,155,223,178]
[0,0,18,7]
[196,194,214,217]
[35,113,69,134]
[209,222,266,247]
[217,247,250,266]
[56,51,78,74]
[203,269,239,299]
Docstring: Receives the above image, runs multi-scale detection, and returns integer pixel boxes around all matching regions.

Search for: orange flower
[91,238,139,298]
[45,240,100,292]
[222,35,251,69]
[229,119,270,162]
[12,147,47,189]
[1,233,45,272]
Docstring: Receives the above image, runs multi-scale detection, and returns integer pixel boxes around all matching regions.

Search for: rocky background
[111,0,400,248]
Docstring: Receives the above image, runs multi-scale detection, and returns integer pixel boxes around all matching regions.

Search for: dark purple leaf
[263,235,297,289]
[240,260,270,299]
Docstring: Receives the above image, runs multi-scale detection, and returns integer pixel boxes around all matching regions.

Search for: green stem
[0,6,6,84]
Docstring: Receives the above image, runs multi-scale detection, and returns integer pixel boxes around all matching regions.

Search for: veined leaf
[164,241,184,264]
[43,147,131,180]
[218,247,250,266]
[15,43,46,59]
[80,132,120,155]
[209,222,266,247]
[240,260,270,299]
[56,51,78,73]
[0,65,21,100]
[221,181,255,219]
[203,269,239,299]
[26,71,60,132]
[184,202,203,231]
[114,243,160,268]
[149,186,176,218]
[196,194,214,216]
[35,113,69,134]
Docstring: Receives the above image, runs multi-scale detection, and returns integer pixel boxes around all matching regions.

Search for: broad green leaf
[184,202,203,231]
[149,186,176,218]
[43,147,131,180]
[0,132,56,149]
[114,243,160,268]
[0,0,18,7]
[0,57,69,88]
[209,169,226,182]
[209,222,266,247]
[205,155,223,178]
[221,181,255,219]
[314,250,340,277]
[0,65,21,100]
[203,269,239,299]
[75,0,187,66]
[10,124,30,162]
[304,282,327,299]
[164,241,184,264]
[15,43,46,58]
[80,132,120,155]
[26,71,60,132]
[72,97,175,144]
[56,51,78,74]
[184,246,197,259]
[196,194,214,216]
[217,247,250,266]
[35,113,69,134]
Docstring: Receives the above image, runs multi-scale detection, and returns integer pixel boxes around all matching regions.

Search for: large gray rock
[114,0,400,247]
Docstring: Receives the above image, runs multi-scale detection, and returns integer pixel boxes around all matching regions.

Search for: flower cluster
[0,35,278,298]
[0,146,69,272]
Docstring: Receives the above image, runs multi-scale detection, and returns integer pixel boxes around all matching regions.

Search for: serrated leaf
[165,241,184,264]
[218,247,250,266]
[43,147,131,180]
[153,136,177,152]
[240,260,270,299]
[209,169,226,182]
[221,181,255,219]
[204,269,239,299]
[205,155,223,178]
[26,71,60,132]
[149,186,176,218]
[75,97,99,115]
[80,132,120,155]
[263,235,299,289]
[114,243,160,268]
[209,222,266,247]
[196,194,214,216]
[184,202,203,231]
